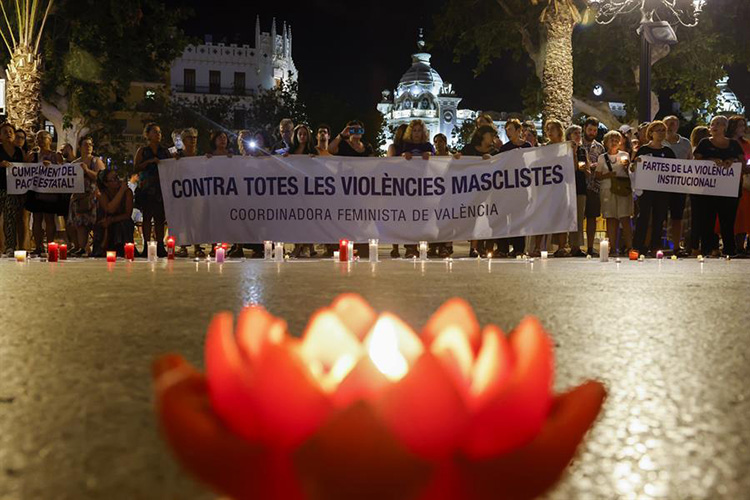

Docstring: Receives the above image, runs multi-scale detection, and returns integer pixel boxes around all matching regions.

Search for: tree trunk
[541,6,576,128]
[5,46,43,133]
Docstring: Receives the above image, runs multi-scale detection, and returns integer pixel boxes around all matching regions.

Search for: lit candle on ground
[339,240,348,262]
[419,241,428,261]
[264,241,273,260]
[48,242,58,262]
[216,247,226,263]
[274,242,284,262]
[671,255,677,261]
[333,251,340,260]
[541,250,548,260]
[167,237,176,260]
[629,249,639,261]
[125,243,135,261]
[148,241,157,262]
[14,250,26,262]
[656,250,664,259]
[59,243,67,260]
[599,239,609,262]
[638,254,645,262]
[106,251,116,263]
[347,241,354,261]
[369,239,379,263]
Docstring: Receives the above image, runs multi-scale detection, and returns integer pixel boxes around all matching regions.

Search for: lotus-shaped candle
[153,295,605,499]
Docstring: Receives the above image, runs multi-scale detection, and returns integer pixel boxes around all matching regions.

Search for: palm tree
[534,0,581,127]
[0,0,54,133]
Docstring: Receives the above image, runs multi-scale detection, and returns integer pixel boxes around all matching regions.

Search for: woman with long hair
[68,136,105,256]
[93,169,134,256]
[0,122,25,257]
[727,115,750,255]
[290,125,317,258]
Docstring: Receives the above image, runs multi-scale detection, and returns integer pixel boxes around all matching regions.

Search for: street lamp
[587,0,706,123]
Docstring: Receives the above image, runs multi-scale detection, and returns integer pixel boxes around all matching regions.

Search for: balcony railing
[172,85,254,96]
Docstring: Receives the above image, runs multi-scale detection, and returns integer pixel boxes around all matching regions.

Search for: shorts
[668,192,686,220]
[585,189,601,218]
[600,188,634,219]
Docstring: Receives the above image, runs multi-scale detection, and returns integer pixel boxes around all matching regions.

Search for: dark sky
[173,0,530,121]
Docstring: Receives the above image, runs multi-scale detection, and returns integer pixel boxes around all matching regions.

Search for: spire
[282,21,288,57]
[255,15,261,49]
[288,25,292,58]
[417,28,426,51]
[271,17,277,56]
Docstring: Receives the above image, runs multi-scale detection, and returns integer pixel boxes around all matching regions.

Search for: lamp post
[587,0,706,123]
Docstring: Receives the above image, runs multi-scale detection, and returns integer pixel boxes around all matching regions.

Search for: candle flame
[367,316,409,382]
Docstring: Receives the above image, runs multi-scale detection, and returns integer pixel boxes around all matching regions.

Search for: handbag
[604,154,632,197]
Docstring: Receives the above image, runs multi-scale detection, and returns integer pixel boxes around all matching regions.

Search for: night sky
[171,1,530,122]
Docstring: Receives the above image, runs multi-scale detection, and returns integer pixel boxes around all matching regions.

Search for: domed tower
[378,29,465,150]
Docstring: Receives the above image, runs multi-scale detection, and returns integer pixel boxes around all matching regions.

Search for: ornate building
[377,31,480,149]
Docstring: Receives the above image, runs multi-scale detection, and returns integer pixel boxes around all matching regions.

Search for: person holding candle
[12,128,31,250]
[67,136,105,257]
[692,115,746,257]
[0,123,26,257]
[134,123,173,258]
[24,130,65,257]
[631,121,675,257]
[93,169,135,257]
[174,128,206,258]
[581,117,606,257]
[565,125,590,257]
[496,119,531,258]
[595,131,633,255]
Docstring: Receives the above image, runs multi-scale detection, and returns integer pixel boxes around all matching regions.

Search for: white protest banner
[158,142,577,244]
[6,163,84,195]
[633,156,742,197]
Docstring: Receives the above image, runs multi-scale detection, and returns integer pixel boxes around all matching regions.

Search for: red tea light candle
[48,242,59,262]
[167,237,176,260]
[629,249,639,261]
[59,243,67,260]
[106,251,116,263]
[153,295,606,500]
[124,243,135,261]
[339,239,349,262]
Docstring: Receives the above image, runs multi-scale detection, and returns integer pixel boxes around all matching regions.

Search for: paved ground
[1,252,749,499]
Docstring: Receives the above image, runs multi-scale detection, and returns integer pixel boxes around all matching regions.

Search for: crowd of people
[0,112,749,260]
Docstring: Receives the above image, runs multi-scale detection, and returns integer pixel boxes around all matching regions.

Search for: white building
[378,31,480,150]
[169,16,297,126]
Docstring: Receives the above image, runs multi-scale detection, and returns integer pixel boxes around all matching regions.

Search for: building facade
[377,32,480,150]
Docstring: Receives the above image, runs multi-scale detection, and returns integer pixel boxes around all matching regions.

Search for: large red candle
[153,295,606,500]
[124,243,135,261]
[167,236,176,260]
[339,239,349,262]
[106,251,116,263]
[48,242,58,262]
[59,243,67,260]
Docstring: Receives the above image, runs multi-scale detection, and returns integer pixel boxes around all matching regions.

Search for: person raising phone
[329,120,374,157]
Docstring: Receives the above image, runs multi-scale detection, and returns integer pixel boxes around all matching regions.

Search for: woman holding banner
[25,130,65,257]
[0,123,26,257]
[693,116,745,257]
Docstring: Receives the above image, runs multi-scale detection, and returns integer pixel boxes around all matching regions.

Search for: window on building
[234,72,246,95]
[183,69,196,93]
[233,109,246,129]
[209,70,221,94]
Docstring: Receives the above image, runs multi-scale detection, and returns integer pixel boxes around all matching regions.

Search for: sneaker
[390,247,400,258]
[157,242,167,258]
[195,248,206,258]
[570,248,585,257]
[586,248,599,257]
[404,247,418,259]
[553,248,568,258]
[227,245,245,259]
[176,246,189,258]
[30,247,44,257]
[469,248,479,258]
[4,248,15,258]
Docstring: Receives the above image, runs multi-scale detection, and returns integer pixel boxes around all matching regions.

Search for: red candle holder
[48,242,58,262]
[59,243,67,260]
[167,236,176,260]
[153,295,606,499]
[125,243,135,261]
[628,249,639,261]
[106,251,116,263]
[339,239,349,262]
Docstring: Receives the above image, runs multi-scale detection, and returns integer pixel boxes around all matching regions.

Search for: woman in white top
[595,131,633,253]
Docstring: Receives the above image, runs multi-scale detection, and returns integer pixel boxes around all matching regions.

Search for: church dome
[399,53,443,91]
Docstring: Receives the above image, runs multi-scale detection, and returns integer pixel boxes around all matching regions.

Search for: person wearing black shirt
[692,116,746,256]
[272,118,294,155]
[0,122,26,257]
[632,121,675,256]
[462,125,498,257]
[496,119,531,257]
